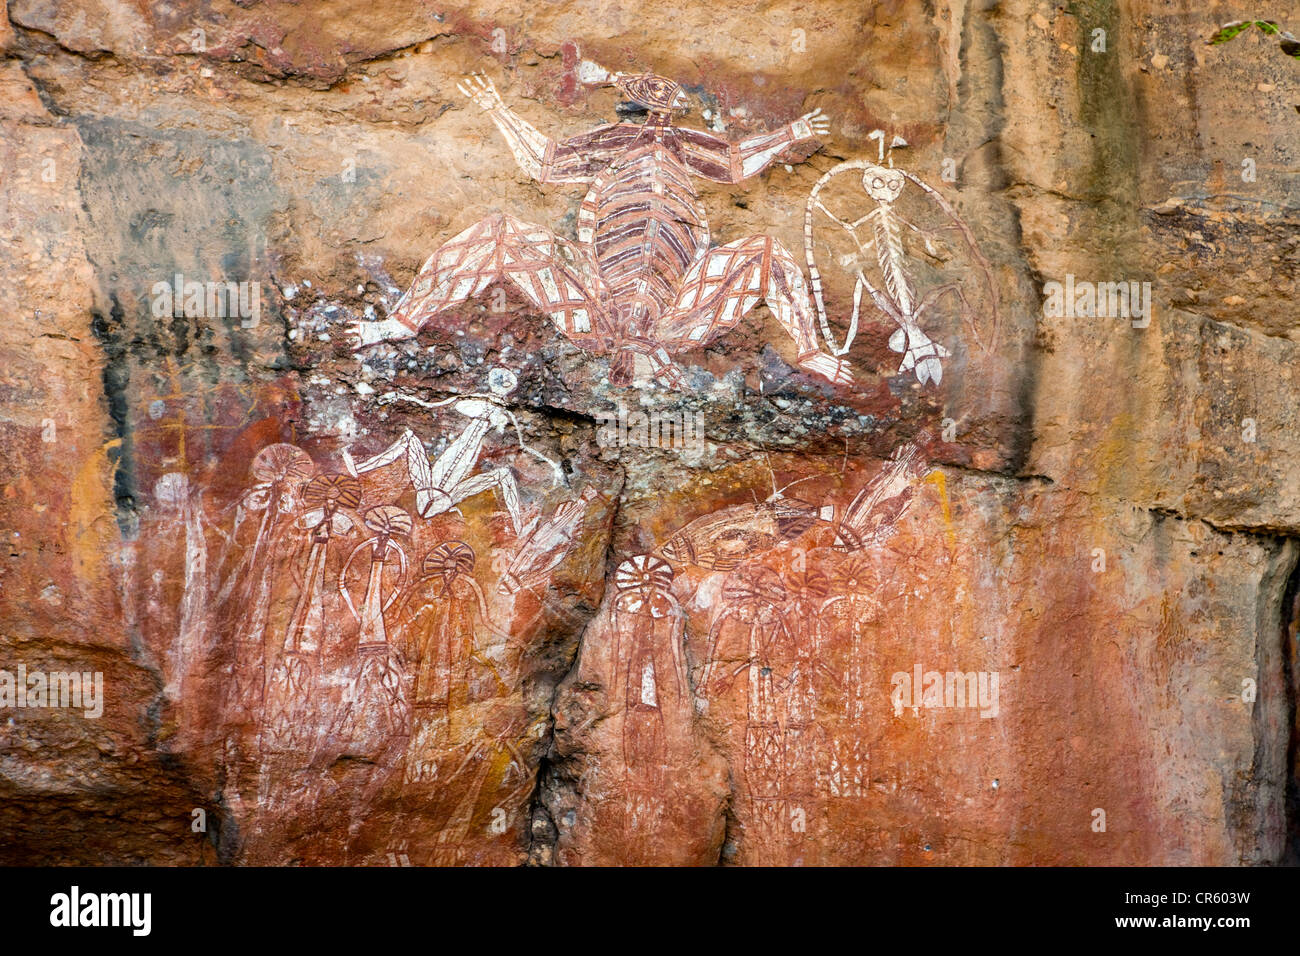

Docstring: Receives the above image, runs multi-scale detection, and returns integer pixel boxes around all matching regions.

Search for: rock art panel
[126,375,611,864]
[351,69,857,389]
[1,0,1296,870]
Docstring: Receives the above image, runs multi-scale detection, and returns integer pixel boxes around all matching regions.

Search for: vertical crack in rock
[529,462,626,866]
[1240,535,1299,862]
[1281,548,1300,863]
[716,772,740,866]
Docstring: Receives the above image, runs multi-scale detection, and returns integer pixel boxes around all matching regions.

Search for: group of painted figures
[154,418,595,819]
[351,68,997,388]
[150,66,996,859]
[169,418,928,860]
[607,442,929,861]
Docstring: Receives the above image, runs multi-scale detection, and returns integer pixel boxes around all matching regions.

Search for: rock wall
[0,0,1296,865]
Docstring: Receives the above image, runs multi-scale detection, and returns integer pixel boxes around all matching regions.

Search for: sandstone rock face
[0,0,1296,865]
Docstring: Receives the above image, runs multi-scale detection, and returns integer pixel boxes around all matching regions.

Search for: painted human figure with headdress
[350,69,850,390]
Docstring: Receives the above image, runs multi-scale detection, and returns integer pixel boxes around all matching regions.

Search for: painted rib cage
[586,141,709,328]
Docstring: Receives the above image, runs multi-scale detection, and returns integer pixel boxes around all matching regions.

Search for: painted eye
[872,178,883,188]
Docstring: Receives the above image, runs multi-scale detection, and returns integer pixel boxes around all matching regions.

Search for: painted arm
[459,74,626,184]
[681,108,830,183]
[459,74,551,180]
[500,406,565,486]
[338,541,371,621]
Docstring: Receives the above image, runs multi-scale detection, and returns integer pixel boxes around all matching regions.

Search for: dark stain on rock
[90,295,138,537]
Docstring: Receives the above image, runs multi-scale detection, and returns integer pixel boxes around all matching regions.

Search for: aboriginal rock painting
[136,368,602,865]
[565,443,939,865]
[135,66,1004,865]
[804,135,1000,385]
[351,68,1004,389]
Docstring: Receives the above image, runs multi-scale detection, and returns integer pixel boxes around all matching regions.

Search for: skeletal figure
[349,70,851,389]
[805,133,1000,385]
[342,367,560,537]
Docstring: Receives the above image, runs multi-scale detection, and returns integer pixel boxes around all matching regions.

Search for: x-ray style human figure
[342,367,561,537]
[213,444,313,611]
[216,448,321,813]
[698,564,797,860]
[262,473,363,756]
[817,558,884,799]
[394,541,512,766]
[220,445,316,720]
[498,486,599,595]
[805,133,1000,385]
[332,505,414,755]
[654,441,928,576]
[280,473,362,664]
[609,554,686,855]
[349,69,852,389]
[150,473,210,705]
[781,562,834,809]
[339,505,412,650]
[426,697,534,865]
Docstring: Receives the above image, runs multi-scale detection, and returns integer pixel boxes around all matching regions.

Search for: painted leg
[350,213,606,349]
[342,429,426,477]
[608,340,687,390]
[448,467,524,536]
[658,236,853,386]
[342,430,453,519]
[865,280,951,386]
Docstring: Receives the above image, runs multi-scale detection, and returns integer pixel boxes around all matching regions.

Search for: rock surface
[0,0,1296,865]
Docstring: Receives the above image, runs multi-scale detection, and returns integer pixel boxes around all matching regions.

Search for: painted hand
[456,73,503,112]
[797,107,831,139]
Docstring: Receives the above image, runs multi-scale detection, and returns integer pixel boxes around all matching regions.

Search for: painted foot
[653,361,688,391]
[798,350,854,386]
[889,326,949,385]
[608,349,638,387]
[348,316,415,350]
